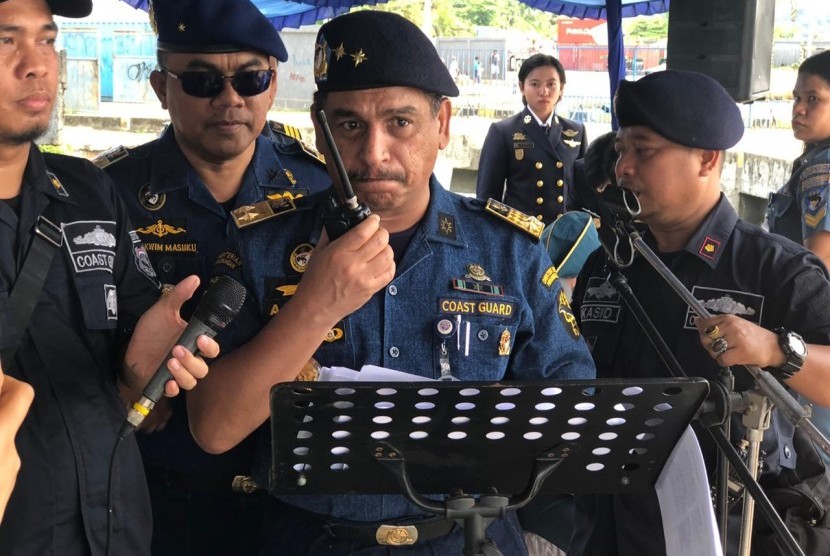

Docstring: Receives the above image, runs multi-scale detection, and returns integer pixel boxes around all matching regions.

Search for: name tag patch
[63,220,117,274]
[438,298,515,318]
[579,277,620,324]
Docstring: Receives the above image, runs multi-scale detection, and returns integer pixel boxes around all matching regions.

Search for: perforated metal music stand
[270,378,709,555]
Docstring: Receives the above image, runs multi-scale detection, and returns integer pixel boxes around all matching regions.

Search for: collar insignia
[46,171,69,197]
[438,212,456,240]
[698,236,721,260]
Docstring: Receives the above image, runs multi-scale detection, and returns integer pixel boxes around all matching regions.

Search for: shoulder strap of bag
[1,214,63,367]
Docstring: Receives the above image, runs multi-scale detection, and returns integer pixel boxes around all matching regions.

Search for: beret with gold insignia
[314,11,458,97]
[151,0,288,62]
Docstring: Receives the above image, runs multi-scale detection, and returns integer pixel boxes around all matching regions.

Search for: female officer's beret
[314,11,459,97]
[615,70,744,150]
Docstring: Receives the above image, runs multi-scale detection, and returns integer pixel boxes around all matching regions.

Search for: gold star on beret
[333,43,346,61]
[351,49,367,67]
[177,22,186,32]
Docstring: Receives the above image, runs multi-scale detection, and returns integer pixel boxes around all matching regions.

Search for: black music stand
[270,378,709,555]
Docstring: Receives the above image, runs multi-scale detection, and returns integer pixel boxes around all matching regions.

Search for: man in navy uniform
[96,0,330,554]
[570,70,830,555]
[0,0,218,554]
[187,10,596,555]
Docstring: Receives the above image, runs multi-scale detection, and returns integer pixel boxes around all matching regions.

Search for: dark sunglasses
[161,67,274,98]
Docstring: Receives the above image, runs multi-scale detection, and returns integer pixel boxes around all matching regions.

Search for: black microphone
[119,275,247,438]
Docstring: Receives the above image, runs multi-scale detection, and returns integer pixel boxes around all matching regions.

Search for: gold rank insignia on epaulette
[269,121,303,141]
[484,199,544,240]
[92,145,129,169]
[231,191,306,229]
[299,139,326,165]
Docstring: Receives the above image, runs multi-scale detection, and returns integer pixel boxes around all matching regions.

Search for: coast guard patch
[63,220,117,274]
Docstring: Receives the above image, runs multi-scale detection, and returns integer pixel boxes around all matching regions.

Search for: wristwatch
[773,328,807,379]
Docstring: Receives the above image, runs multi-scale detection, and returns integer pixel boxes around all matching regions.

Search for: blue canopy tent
[119,0,351,30]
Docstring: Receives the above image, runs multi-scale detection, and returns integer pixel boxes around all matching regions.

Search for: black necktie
[543,124,550,136]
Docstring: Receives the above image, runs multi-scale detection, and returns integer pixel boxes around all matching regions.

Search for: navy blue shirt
[100,122,330,476]
[571,195,830,554]
[476,108,587,225]
[0,147,160,555]
[216,178,596,527]
[767,139,830,247]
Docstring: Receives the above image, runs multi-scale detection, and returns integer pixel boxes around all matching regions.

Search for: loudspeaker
[667,0,775,102]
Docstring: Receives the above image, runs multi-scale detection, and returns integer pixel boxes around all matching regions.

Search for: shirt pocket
[766,191,795,220]
[152,253,204,286]
[432,296,520,381]
[70,271,119,330]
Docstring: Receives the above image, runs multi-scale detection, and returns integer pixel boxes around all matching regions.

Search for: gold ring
[712,337,728,356]
[704,325,720,340]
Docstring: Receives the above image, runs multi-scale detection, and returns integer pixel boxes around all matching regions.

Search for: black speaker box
[667,0,775,102]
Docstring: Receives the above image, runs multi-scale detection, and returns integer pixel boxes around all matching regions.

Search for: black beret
[47,0,92,18]
[151,0,288,63]
[314,11,458,97]
[615,70,744,150]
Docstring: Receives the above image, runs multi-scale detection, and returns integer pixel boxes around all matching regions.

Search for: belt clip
[35,215,63,248]
[375,524,418,546]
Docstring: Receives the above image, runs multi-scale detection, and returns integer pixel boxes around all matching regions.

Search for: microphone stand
[604,263,802,556]
[614,217,830,459]
[593,188,824,555]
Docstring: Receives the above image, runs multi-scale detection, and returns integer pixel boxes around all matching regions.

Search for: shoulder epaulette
[298,139,326,165]
[269,120,303,141]
[92,145,129,169]
[484,198,544,241]
[269,120,326,166]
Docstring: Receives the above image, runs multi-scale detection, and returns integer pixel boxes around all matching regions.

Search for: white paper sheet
[655,426,722,556]
[318,364,436,382]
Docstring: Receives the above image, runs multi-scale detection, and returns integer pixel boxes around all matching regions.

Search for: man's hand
[0,366,34,523]
[291,214,395,327]
[123,275,220,396]
[694,314,784,369]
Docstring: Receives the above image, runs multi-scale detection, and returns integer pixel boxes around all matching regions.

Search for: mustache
[348,171,406,184]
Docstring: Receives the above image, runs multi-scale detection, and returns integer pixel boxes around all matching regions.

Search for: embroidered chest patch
[63,220,117,274]
[683,286,764,329]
